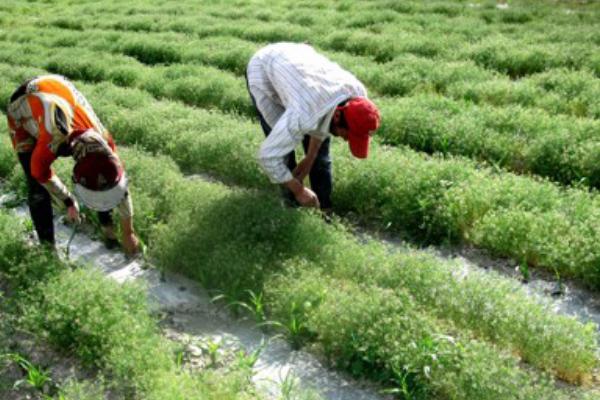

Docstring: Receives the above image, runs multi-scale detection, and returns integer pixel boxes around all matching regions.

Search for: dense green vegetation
[1,0,600,398]
[0,22,599,189]
[3,142,597,397]
[0,210,266,400]
[3,59,600,291]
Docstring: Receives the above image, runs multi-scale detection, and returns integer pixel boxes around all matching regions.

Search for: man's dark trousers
[18,151,114,246]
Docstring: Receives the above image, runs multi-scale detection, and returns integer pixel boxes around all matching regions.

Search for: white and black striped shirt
[247,42,368,183]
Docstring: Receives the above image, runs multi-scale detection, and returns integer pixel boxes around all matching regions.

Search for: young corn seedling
[279,369,299,400]
[230,290,267,324]
[8,353,55,394]
[204,339,221,367]
[519,258,530,283]
[212,290,267,324]
[265,301,309,350]
[234,339,265,372]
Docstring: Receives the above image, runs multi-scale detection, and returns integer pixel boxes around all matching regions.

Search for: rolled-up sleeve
[258,109,301,184]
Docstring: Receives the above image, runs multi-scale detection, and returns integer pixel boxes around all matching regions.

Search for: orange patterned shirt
[7,75,114,183]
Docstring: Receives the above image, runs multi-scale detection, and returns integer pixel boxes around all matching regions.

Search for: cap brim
[74,174,128,212]
[348,134,370,159]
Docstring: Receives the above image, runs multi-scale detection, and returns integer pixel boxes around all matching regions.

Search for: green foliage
[21,268,172,393]
[130,149,596,383]
[7,353,54,393]
[0,210,265,399]
[0,122,15,179]
[1,1,600,398]
[58,379,106,400]
[266,270,567,399]
[15,71,594,295]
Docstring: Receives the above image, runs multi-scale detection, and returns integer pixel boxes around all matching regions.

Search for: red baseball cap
[341,97,380,159]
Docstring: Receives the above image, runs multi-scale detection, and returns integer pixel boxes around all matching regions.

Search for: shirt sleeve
[31,131,73,203]
[30,132,57,184]
[258,109,302,184]
[7,105,35,153]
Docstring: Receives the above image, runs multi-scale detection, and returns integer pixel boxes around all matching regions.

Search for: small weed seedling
[234,340,264,371]
[279,369,299,400]
[205,339,221,367]
[519,258,530,283]
[551,267,564,297]
[174,347,185,369]
[7,353,55,393]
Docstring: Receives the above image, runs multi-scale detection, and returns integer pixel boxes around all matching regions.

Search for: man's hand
[284,178,319,208]
[66,202,81,224]
[295,186,320,208]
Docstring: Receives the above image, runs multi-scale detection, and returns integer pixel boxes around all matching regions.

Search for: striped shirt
[247,42,367,183]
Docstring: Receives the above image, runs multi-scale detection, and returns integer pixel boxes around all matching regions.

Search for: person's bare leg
[120,216,140,255]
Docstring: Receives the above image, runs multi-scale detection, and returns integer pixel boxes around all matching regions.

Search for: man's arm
[293,135,323,182]
[30,132,81,222]
[30,135,68,201]
[258,110,300,184]
[258,110,320,207]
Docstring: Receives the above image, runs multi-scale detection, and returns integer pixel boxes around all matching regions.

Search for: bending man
[7,75,139,254]
[246,42,380,209]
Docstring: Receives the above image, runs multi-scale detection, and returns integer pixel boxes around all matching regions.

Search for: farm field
[1,0,600,399]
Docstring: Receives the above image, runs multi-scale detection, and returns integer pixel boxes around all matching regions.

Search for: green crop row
[2,131,597,389]
[29,18,600,120]
[378,94,600,187]
[34,1,600,77]
[38,0,600,45]
[2,30,600,194]
[265,271,582,399]
[74,79,600,292]
[29,0,600,30]
[0,211,264,400]
[4,23,598,125]
[3,60,600,291]
[0,39,253,114]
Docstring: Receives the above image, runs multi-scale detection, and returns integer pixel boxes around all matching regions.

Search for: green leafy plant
[234,340,264,371]
[6,353,54,393]
[519,258,530,283]
[205,339,221,367]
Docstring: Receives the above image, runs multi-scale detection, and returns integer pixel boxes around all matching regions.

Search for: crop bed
[1,0,600,399]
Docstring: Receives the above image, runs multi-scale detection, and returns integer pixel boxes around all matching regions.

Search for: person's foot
[320,208,334,224]
[104,237,120,250]
[101,225,119,250]
[122,232,141,256]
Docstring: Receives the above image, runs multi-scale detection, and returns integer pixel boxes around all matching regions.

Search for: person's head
[330,97,380,159]
[70,129,128,211]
